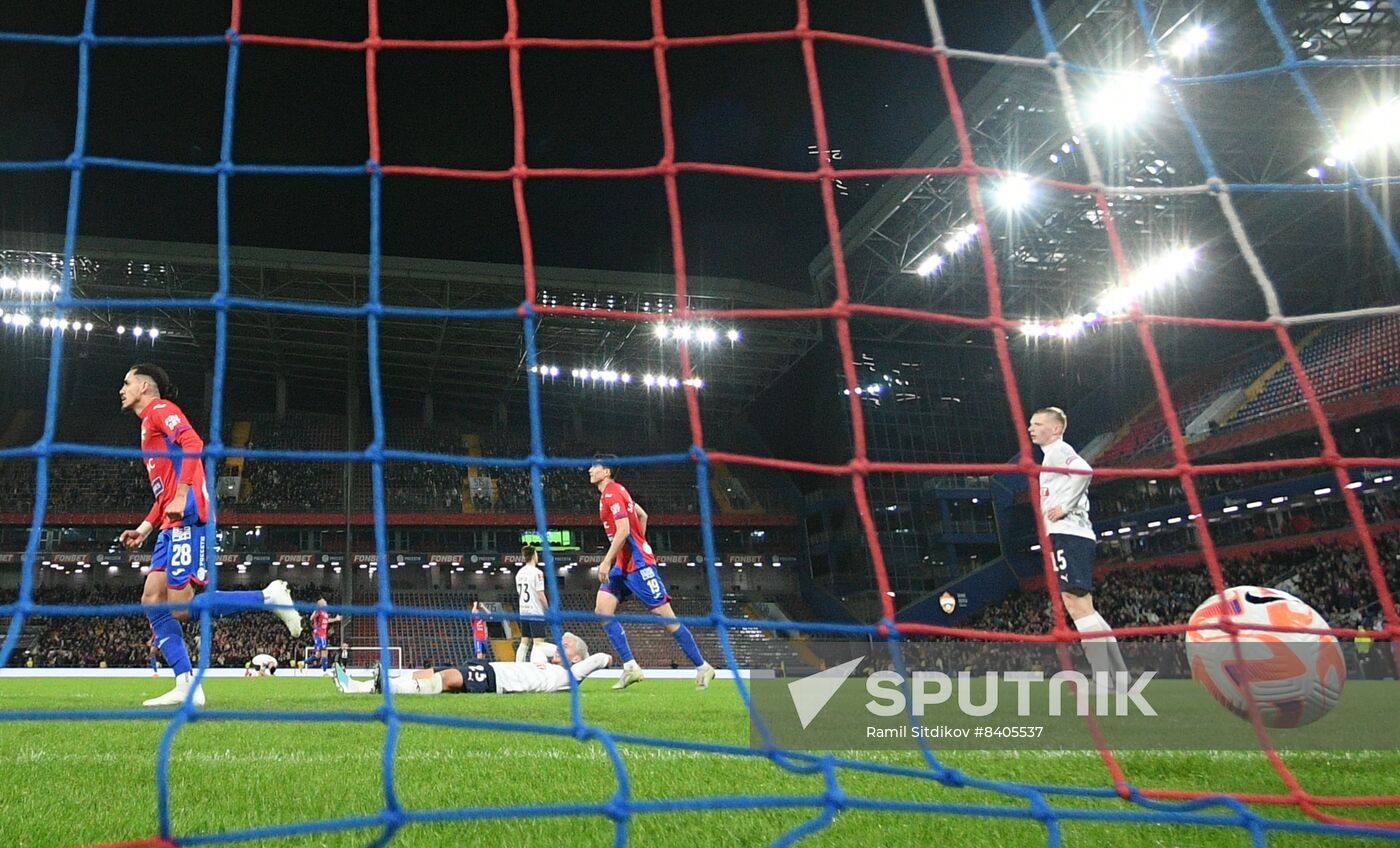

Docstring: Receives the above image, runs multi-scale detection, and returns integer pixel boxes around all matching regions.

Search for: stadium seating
[970,531,1399,638]
[1093,315,1400,465]
[1096,346,1275,465]
[1225,315,1400,431]
[0,412,788,515]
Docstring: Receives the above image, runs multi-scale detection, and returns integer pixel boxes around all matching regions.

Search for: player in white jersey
[332,632,609,695]
[514,545,549,662]
[1028,407,1128,684]
[248,653,278,676]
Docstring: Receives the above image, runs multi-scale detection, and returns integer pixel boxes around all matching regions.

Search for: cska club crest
[939,592,956,614]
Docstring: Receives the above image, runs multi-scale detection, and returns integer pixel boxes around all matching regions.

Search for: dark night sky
[0,3,1050,475]
[0,1,1033,289]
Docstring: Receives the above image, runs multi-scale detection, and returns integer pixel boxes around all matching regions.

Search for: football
[1185,586,1346,728]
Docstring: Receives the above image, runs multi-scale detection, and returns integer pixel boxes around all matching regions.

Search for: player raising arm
[334,633,610,696]
[470,601,490,659]
[589,454,714,691]
[309,598,343,675]
[118,363,302,707]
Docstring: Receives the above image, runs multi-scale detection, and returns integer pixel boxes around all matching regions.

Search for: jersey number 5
[1053,549,1068,573]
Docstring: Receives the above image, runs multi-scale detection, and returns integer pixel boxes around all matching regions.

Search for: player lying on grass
[333,633,610,695]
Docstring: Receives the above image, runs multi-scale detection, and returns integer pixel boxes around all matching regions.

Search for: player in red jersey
[310,598,343,675]
[470,601,490,659]
[117,363,302,707]
[590,454,714,690]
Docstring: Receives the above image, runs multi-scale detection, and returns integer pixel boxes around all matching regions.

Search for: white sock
[1073,611,1127,678]
[389,675,442,695]
[623,659,641,672]
[516,639,530,663]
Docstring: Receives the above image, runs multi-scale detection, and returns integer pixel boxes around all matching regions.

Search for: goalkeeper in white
[334,632,610,695]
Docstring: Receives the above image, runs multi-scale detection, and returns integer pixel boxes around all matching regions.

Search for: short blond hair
[564,632,589,663]
[1033,406,1067,431]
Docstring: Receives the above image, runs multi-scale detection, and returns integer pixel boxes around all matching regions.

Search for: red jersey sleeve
[599,482,630,532]
[147,402,204,485]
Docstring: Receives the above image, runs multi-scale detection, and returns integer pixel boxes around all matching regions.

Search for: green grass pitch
[0,676,1397,847]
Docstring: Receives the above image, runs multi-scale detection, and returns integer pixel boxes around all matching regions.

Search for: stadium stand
[1226,315,1400,430]
[1094,315,1400,465]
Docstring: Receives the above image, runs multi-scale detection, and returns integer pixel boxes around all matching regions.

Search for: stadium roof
[808,0,1400,362]
[0,231,821,420]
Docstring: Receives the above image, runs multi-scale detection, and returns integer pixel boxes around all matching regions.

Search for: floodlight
[915,254,945,276]
[1087,72,1156,127]
[994,175,1034,210]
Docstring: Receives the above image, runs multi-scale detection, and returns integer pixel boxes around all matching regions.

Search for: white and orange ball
[1184,586,1345,728]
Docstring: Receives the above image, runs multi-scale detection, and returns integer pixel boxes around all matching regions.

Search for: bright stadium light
[696,326,718,344]
[1087,71,1157,128]
[149,327,159,339]
[1331,99,1400,162]
[40,317,51,329]
[133,325,143,338]
[994,174,1034,210]
[643,374,656,387]
[116,325,125,335]
[83,322,93,332]
[653,324,668,340]
[1096,288,1130,317]
[915,253,945,276]
[620,372,632,384]
[1169,25,1210,58]
[0,276,14,291]
[726,328,740,342]
[1138,246,1198,291]
[673,325,692,342]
